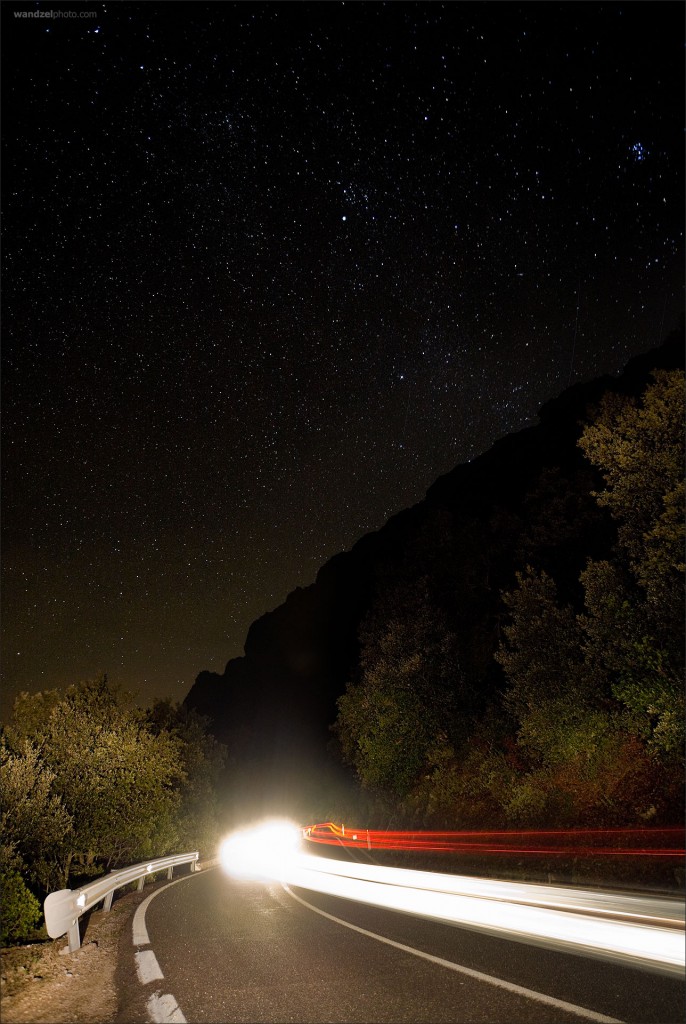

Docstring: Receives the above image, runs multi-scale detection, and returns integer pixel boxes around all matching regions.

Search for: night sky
[2,2,683,718]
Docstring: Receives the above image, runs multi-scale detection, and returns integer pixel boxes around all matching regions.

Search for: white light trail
[218,820,685,978]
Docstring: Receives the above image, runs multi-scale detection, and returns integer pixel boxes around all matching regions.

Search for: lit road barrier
[220,821,685,978]
[44,851,200,951]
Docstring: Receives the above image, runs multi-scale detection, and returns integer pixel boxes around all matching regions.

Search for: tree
[494,370,684,824]
[335,579,469,808]
[6,676,185,885]
[0,737,73,893]
[579,370,684,758]
[494,568,632,823]
[144,700,227,857]
[496,568,593,727]
[578,370,684,635]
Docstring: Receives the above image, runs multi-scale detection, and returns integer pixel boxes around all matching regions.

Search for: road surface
[113,866,684,1023]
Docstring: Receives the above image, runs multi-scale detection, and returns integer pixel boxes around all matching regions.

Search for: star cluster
[2,2,683,714]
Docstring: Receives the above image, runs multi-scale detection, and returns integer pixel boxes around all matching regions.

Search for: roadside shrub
[0,869,42,946]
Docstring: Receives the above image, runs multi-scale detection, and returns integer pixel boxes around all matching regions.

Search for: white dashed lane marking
[131,870,206,1024]
[135,949,164,985]
[147,992,187,1023]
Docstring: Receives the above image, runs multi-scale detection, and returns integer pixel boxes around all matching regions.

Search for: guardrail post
[137,877,145,891]
[68,920,81,953]
[167,866,173,879]
[103,892,114,911]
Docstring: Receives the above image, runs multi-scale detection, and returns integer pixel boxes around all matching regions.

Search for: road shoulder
[0,886,156,1024]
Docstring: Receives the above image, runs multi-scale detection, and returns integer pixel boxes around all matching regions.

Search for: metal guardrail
[44,851,199,951]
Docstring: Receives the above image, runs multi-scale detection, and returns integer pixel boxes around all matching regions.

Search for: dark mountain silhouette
[184,325,684,814]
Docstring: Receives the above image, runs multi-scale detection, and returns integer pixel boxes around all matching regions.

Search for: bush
[0,869,42,946]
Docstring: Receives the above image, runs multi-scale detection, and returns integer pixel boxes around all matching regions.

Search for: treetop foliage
[334,368,684,828]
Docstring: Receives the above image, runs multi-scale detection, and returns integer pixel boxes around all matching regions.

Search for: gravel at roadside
[1,886,151,1024]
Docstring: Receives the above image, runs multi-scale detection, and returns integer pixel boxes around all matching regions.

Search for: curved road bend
[113,866,684,1024]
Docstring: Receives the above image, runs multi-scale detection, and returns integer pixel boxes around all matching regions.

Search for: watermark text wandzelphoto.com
[13,8,98,18]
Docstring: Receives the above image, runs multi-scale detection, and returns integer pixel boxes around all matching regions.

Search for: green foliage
[0,737,72,892]
[495,569,627,822]
[335,579,469,806]
[144,700,227,857]
[3,677,186,886]
[578,369,685,644]
[335,366,684,830]
[496,568,593,728]
[492,369,684,824]
[1,677,229,942]
[578,371,685,757]
[0,738,72,859]
[0,869,42,946]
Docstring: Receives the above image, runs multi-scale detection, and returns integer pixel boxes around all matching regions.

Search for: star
[1,1,682,715]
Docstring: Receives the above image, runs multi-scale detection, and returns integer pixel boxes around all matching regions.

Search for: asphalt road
[113,867,684,1024]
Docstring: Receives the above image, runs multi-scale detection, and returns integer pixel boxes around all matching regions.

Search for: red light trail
[301,823,685,858]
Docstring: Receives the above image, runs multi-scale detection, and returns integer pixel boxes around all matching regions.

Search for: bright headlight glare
[219,819,301,880]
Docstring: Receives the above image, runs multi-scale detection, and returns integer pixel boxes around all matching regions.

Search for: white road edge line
[283,884,624,1024]
[133,872,203,946]
[131,868,209,1024]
